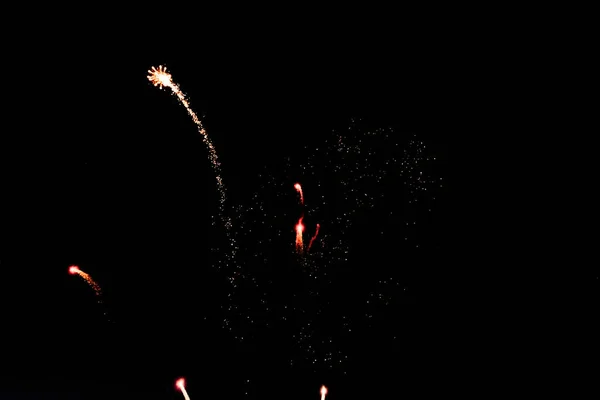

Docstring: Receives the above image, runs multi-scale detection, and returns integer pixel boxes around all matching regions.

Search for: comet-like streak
[307,223,320,252]
[69,265,102,300]
[320,385,328,400]
[295,217,304,254]
[148,65,231,231]
[294,182,304,205]
[148,65,239,277]
[68,265,110,320]
[176,378,191,400]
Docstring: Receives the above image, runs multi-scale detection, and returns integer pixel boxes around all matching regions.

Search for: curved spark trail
[294,182,304,205]
[147,65,231,231]
[307,223,320,252]
[68,265,109,319]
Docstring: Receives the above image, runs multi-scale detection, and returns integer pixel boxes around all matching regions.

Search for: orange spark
[176,378,191,400]
[68,265,103,302]
[320,385,328,400]
[295,217,304,254]
[294,182,304,205]
[307,223,320,252]
[147,65,174,89]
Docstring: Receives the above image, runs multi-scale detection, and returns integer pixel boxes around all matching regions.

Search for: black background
[0,19,468,399]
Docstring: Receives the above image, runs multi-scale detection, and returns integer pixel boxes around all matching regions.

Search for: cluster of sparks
[65,66,442,388]
[211,120,440,368]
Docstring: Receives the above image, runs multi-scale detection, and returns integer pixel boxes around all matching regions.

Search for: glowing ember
[295,217,304,254]
[176,378,191,400]
[321,385,328,400]
[294,182,304,205]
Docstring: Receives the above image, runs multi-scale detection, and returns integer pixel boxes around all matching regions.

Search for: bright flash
[294,182,304,204]
[176,378,190,400]
[295,217,305,254]
[321,385,328,400]
[147,65,173,89]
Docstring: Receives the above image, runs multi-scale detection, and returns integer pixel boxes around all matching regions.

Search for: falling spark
[176,378,191,400]
[295,217,304,254]
[68,265,103,303]
[307,223,320,252]
[294,182,304,205]
[147,65,231,231]
[320,385,328,400]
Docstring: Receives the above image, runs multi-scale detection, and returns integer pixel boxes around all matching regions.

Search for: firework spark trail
[295,216,304,254]
[147,65,232,232]
[320,385,328,400]
[176,378,191,400]
[69,265,104,305]
[294,182,304,205]
[307,223,320,252]
[294,183,306,254]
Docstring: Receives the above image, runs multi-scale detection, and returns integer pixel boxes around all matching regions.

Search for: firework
[68,265,103,305]
[320,385,328,400]
[307,223,320,252]
[147,65,231,231]
[176,378,191,400]
[202,122,437,367]
[294,182,304,205]
[295,217,304,254]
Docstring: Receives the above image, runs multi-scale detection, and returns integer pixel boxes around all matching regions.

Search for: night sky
[3,32,457,399]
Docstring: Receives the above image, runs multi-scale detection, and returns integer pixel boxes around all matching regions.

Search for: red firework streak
[294,182,304,205]
[68,265,104,308]
[293,182,320,254]
[295,217,305,254]
[307,223,320,252]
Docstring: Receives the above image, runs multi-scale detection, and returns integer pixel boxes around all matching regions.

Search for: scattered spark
[147,68,441,369]
[211,121,440,367]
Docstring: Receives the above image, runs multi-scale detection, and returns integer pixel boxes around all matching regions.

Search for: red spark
[294,182,304,205]
[295,217,304,253]
[307,223,320,252]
